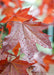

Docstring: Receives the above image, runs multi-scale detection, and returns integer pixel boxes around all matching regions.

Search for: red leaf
[43,55,54,64]
[13,42,21,55]
[0,56,32,75]
[0,59,9,73]
[6,23,12,34]
[0,8,37,23]
[2,20,51,65]
[2,7,15,17]
[43,15,54,24]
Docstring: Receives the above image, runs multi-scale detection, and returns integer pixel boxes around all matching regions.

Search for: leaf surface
[3,20,51,63]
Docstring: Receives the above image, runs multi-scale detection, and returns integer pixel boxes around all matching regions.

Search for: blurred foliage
[0,23,8,40]
[52,43,54,54]
[43,29,48,34]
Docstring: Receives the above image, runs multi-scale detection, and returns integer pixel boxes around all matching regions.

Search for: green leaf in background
[0,23,8,40]
[36,43,52,55]
[17,48,25,60]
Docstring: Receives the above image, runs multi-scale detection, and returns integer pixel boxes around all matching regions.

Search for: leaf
[0,7,15,23]
[43,55,54,64]
[2,20,52,64]
[0,56,32,75]
[0,8,37,23]
[43,15,54,24]
[0,59,9,73]
[2,7,14,17]
[12,8,36,22]
[13,42,21,56]
[6,23,12,34]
